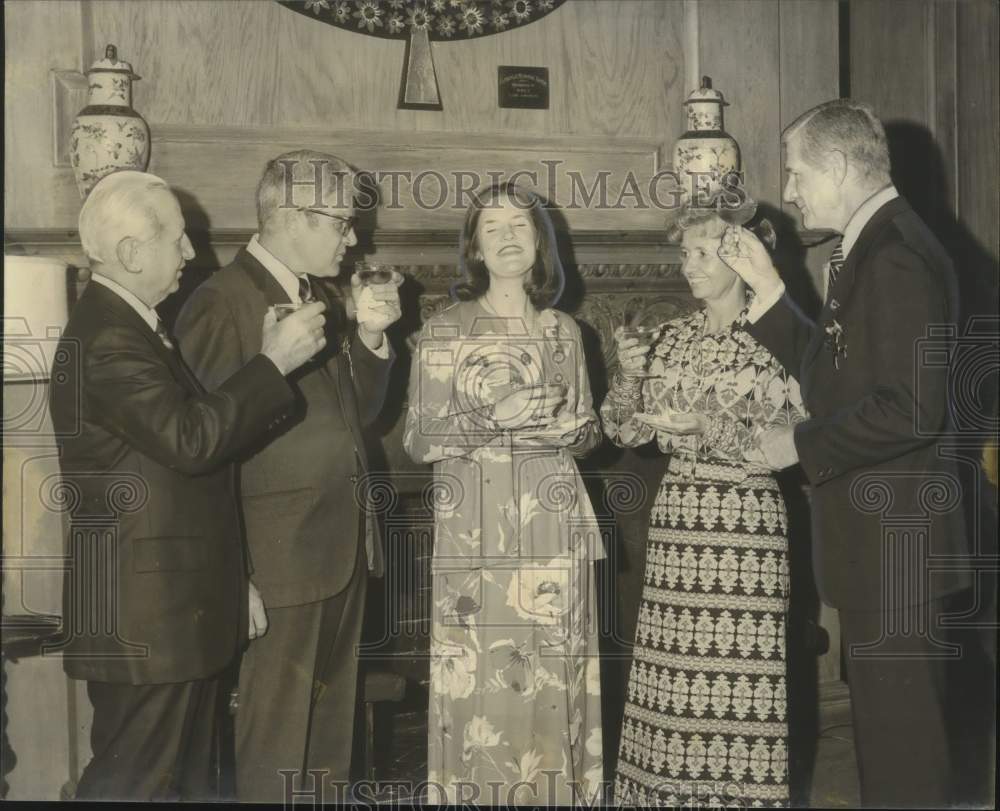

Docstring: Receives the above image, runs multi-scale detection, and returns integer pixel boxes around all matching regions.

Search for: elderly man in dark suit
[720,99,969,807]
[175,150,400,801]
[48,170,327,800]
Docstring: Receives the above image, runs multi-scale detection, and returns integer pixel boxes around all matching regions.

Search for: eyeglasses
[297,207,357,236]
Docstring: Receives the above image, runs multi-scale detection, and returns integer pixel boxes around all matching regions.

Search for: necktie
[297,275,314,303]
[827,236,845,297]
[154,321,175,351]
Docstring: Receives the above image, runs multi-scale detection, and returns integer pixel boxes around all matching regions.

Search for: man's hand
[261,301,327,374]
[352,270,403,350]
[718,226,782,299]
[747,425,799,470]
[248,580,268,641]
[494,384,567,430]
[635,410,709,435]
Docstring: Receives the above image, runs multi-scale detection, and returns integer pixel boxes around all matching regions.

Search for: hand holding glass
[615,325,660,378]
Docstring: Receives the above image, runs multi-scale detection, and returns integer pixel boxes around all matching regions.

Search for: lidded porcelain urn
[69,44,150,198]
[672,76,741,204]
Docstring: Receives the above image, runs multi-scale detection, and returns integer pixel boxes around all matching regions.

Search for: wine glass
[616,306,663,379]
[354,261,395,286]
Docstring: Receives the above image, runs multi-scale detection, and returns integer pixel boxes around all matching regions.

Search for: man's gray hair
[78,170,171,265]
[783,99,891,185]
[256,149,356,232]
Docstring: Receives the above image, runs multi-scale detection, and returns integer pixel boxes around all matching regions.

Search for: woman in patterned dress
[601,205,807,807]
[403,183,605,805]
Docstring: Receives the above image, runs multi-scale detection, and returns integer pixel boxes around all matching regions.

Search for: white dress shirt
[246,234,389,359]
[90,272,161,333]
[747,184,900,322]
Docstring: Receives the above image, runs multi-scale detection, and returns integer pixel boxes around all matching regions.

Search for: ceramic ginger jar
[672,76,741,205]
[70,44,150,198]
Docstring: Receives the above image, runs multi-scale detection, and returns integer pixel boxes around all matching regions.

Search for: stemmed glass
[616,320,664,380]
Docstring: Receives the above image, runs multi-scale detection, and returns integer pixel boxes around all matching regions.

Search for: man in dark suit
[175,150,400,801]
[48,170,328,800]
[720,100,969,807]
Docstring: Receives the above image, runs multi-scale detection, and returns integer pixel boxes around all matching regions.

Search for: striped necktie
[827,237,845,298]
[154,321,175,351]
[297,275,314,303]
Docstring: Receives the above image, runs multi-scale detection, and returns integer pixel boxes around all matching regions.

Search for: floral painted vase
[672,76,741,205]
[69,45,150,198]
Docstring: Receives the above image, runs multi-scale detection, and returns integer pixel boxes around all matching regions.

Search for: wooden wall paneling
[956,0,1000,266]
[932,0,958,218]
[697,0,782,206]
[421,28,506,133]
[145,125,665,231]
[4,0,86,228]
[273,5,420,131]
[78,0,684,137]
[556,0,683,139]
[778,0,840,225]
[849,0,931,123]
[86,0,281,127]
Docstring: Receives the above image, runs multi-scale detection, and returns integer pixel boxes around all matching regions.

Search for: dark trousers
[840,599,955,808]
[234,547,368,803]
[76,677,220,801]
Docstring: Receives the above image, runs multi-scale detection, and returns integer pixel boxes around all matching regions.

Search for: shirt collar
[841,184,899,258]
[89,273,160,332]
[247,234,307,303]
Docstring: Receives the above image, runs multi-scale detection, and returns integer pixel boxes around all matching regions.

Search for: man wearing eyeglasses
[175,149,401,801]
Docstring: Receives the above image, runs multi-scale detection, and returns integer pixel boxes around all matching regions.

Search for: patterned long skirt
[427,556,604,806]
[613,458,790,808]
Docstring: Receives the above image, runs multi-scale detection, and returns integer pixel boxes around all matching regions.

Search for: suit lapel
[87,282,201,394]
[236,248,295,305]
[802,197,911,374]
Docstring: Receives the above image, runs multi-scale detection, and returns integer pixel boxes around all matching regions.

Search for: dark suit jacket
[174,249,394,608]
[49,281,294,684]
[749,196,969,610]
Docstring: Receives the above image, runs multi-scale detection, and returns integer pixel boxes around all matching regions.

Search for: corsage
[823,318,847,369]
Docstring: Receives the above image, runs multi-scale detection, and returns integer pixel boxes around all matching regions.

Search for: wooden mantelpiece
[5,227,684,273]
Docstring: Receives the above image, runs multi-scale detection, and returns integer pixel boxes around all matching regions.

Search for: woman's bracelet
[608,372,644,405]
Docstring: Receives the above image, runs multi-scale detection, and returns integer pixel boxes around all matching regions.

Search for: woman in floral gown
[403,183,604,805]
[601,205,807,807]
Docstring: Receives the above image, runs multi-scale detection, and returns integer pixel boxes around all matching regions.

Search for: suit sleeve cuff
[746,282,786,324]
[793,419,837,485]
[365,336,391,360]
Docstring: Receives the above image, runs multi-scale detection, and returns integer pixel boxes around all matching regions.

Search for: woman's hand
[614,327,653,377]
[634,410,708,435]
[514,412,592,446]
[493,383,567,430]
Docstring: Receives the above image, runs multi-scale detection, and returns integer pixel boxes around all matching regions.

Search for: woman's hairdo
[666,185,776,251]
[452,181,565,310]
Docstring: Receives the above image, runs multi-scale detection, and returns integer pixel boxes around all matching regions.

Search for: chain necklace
[481,291,536,335]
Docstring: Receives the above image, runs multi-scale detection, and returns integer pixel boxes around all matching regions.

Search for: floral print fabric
[404,299,605,805]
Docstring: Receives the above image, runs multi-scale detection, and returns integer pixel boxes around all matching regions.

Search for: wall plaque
[498,66,549,109]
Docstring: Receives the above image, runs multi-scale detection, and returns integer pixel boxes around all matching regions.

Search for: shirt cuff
[745,282,786,324]
[361,332,390,359]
